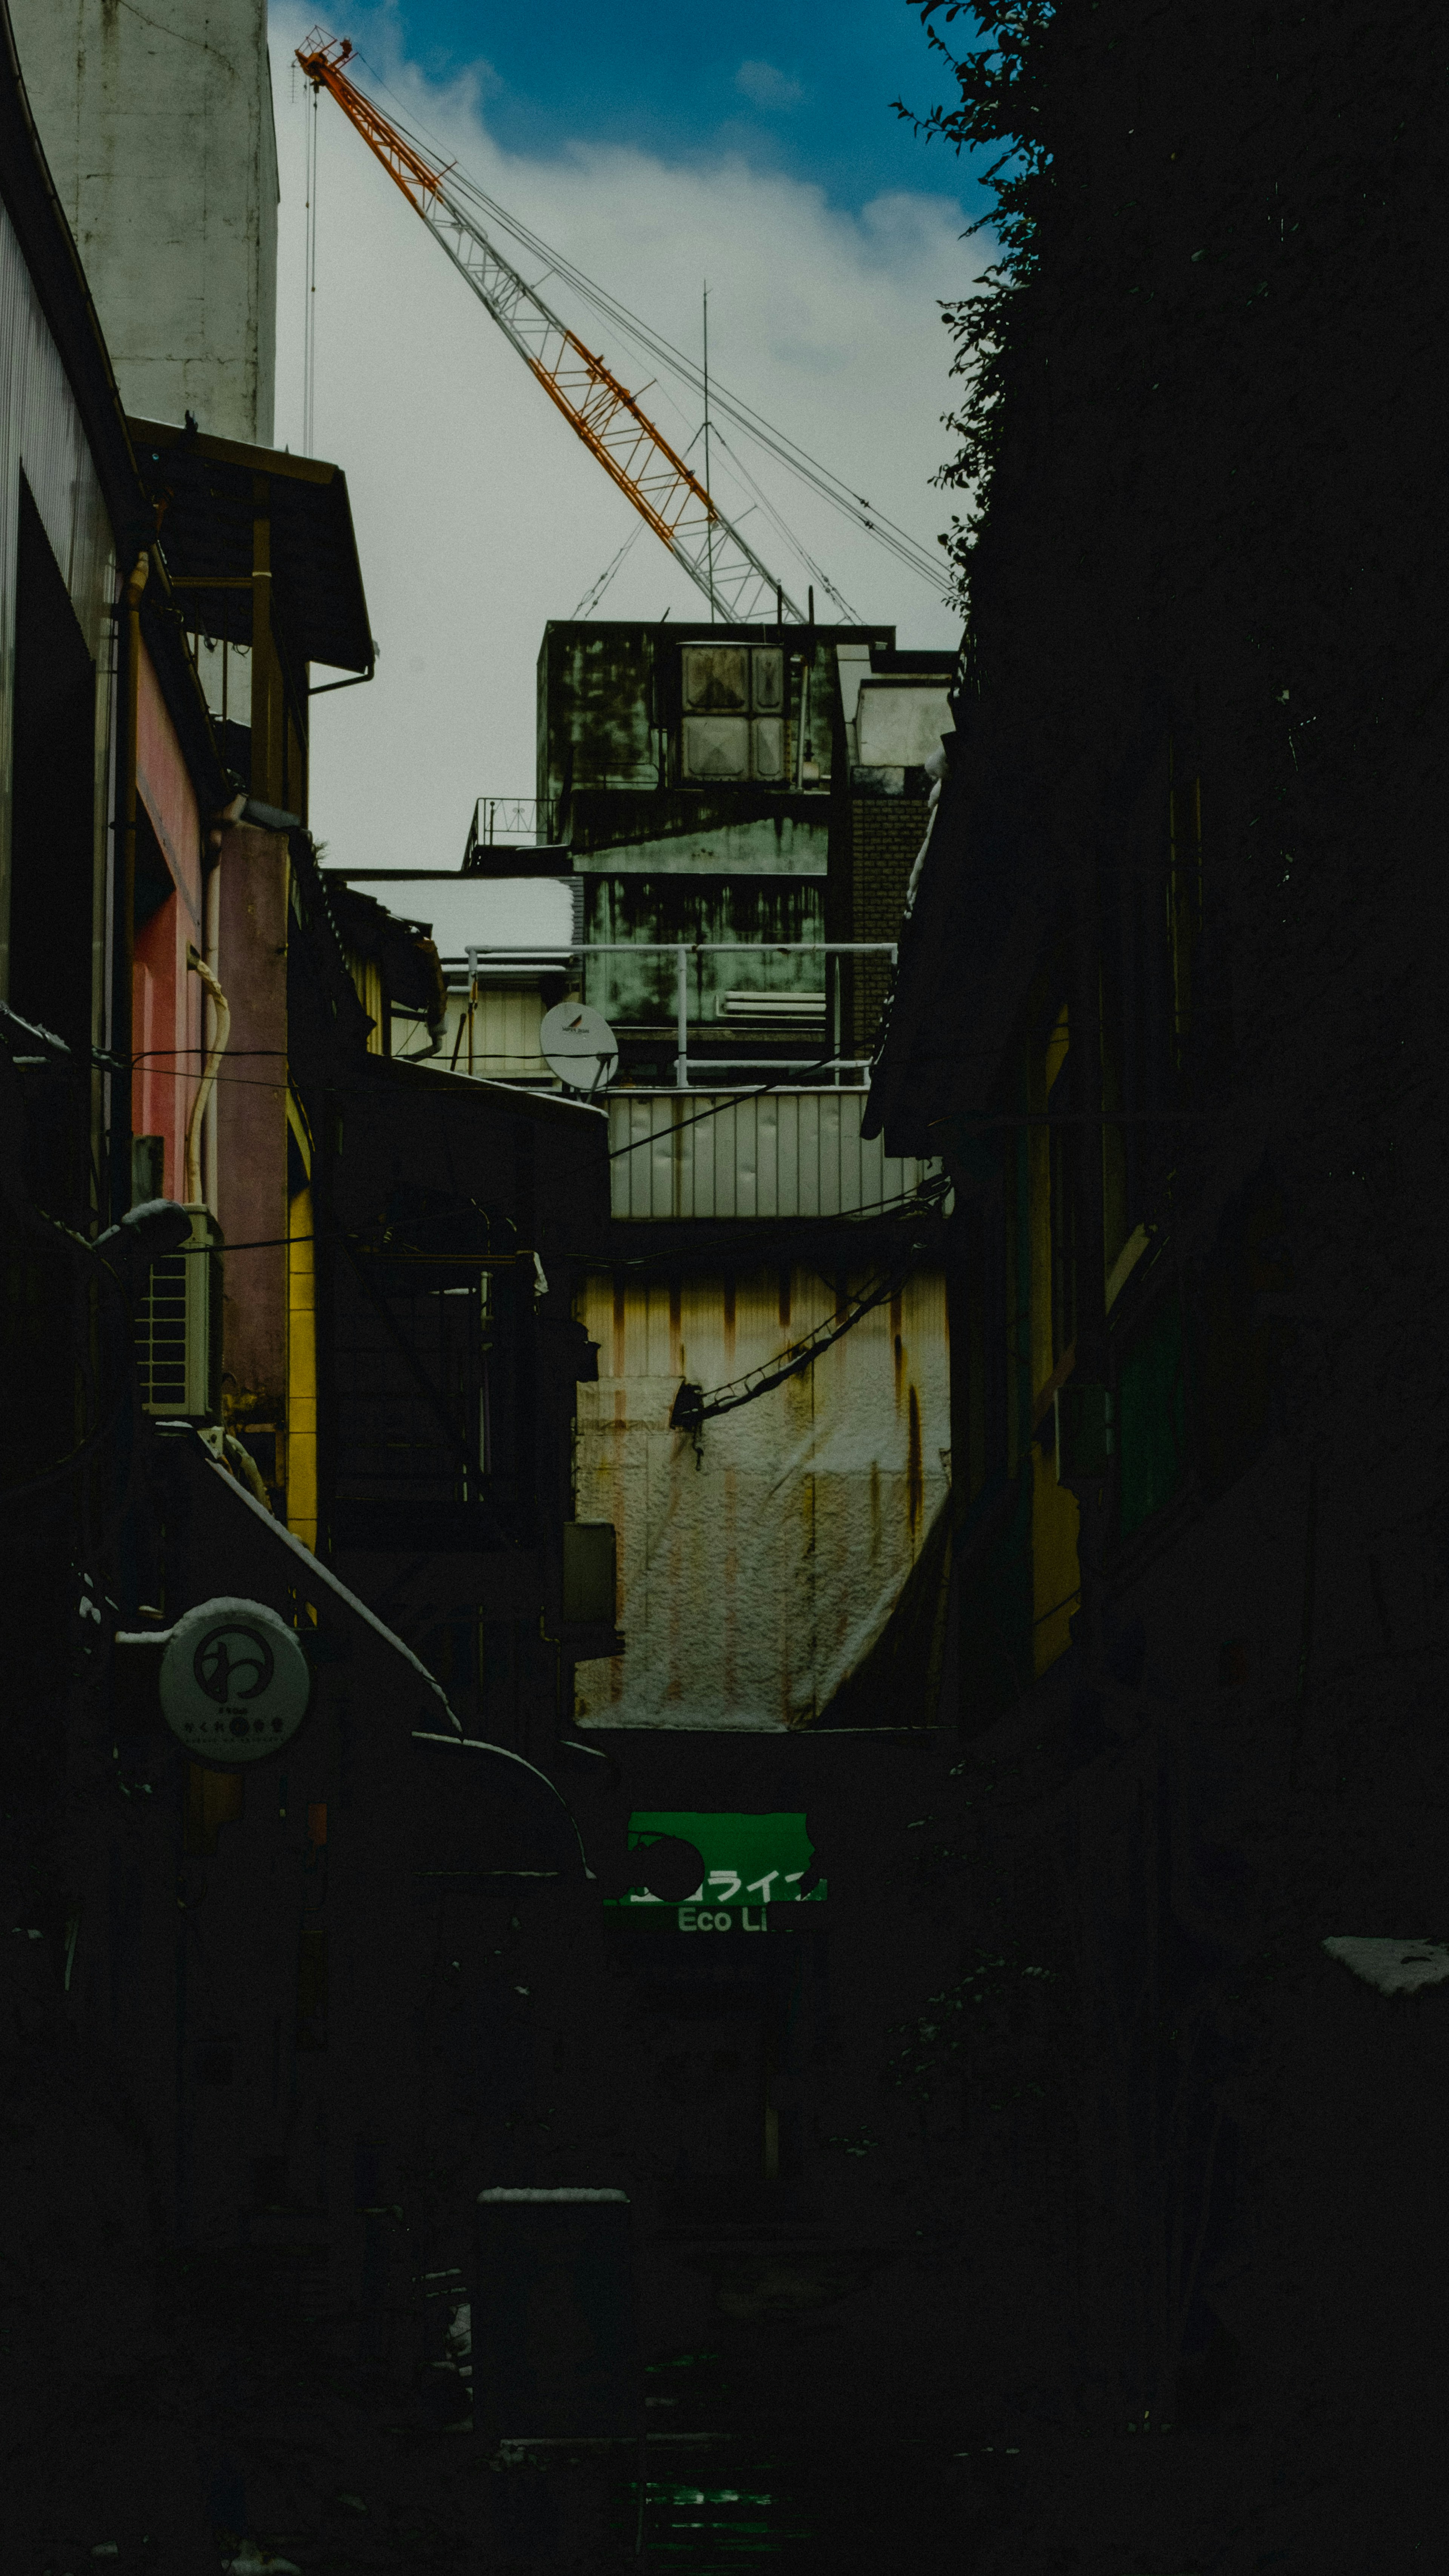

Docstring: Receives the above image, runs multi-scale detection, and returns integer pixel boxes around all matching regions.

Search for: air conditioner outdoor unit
[562,1521,617,1627]
[134,1205,224,1419]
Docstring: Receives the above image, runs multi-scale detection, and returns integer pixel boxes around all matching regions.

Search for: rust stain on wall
[907,1384,923,1537]
[573,1263,950,1730]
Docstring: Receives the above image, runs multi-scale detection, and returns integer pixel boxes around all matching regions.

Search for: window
[679,645,786,782]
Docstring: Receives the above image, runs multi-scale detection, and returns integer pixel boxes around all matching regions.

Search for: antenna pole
[703,282,716,621]
[303,79,319,454]
[296,37,803,619]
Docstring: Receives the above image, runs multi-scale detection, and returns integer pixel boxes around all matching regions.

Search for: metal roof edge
[357,1051,609,1130]
[126,415,339,488]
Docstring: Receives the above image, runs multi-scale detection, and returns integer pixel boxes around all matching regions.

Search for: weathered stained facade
[536,617,954,1075]
[525,615,961,1744]
[11,0,278,443]
[574,1260,949,1730]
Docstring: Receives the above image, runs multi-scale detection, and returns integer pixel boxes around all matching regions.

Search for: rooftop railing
[462,939,897,1089]
[463,796,558,864]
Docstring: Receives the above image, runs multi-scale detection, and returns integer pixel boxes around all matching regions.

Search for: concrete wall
[11,0,277,443]
[0,197,116,1013]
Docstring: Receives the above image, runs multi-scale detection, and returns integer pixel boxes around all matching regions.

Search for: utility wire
[572,517,644,618]
[668,1177,951,1433]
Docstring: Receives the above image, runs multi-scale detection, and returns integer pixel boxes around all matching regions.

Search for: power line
[340,45,957,611]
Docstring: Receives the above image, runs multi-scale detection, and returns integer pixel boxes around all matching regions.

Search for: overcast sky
[272,3,988,869]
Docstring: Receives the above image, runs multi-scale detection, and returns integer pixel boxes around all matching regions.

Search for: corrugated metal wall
[0,198,116,1012]
[572,1262,950,1731]
[608,1089,939,1222]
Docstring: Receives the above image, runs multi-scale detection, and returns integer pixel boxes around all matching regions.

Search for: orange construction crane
[296,30,803,623]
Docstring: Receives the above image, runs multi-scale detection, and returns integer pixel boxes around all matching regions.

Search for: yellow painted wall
[1031,1439,1081,1675]
[344,949,387,1055]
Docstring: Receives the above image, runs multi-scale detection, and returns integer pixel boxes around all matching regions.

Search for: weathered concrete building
[9,0,277,442]
[529,617,956,1736]
[537,616,955,1068]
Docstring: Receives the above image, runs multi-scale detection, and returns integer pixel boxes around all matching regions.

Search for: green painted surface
[1118,1291,1186,1537]
[572,814,828,877]
[579,877,827,1028]
[606,1811,826,1916]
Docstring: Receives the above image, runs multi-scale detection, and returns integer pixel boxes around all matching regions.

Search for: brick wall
[849,797,930,1050]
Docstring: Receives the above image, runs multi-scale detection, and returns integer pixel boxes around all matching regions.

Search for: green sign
[606,1811,826,1932]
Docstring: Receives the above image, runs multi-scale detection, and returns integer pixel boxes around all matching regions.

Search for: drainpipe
[110,549,150,1222]
[183,945,231,1205]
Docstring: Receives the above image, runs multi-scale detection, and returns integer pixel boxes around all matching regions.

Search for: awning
[130,418,374,676]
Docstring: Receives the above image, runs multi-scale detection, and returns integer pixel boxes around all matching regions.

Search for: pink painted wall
[132,646,204,1197]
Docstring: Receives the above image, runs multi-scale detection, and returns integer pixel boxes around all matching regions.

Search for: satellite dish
[540,1000,619,1098]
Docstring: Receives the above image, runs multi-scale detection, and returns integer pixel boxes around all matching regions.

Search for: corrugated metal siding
[573,1262,950,1731]
[450,984,551,1080]
[608,1089,940,1221]
[0,199,117,1011]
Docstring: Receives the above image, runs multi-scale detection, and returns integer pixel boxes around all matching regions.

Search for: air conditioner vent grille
[134,1207,224,1420]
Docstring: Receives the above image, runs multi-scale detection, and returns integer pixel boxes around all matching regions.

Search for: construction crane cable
[572,517,644,619]
[298,30,803,624]
[431,155,953,591]
[302,32,954,608]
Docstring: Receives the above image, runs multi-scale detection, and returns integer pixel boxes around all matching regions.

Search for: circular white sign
[160,1596,311,1762]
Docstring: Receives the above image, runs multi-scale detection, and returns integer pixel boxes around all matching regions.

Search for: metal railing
[462,939,897,1089]
[463,796,557,863]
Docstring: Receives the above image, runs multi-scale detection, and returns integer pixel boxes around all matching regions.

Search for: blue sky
[276,2,988,863]
[331,0,995,223]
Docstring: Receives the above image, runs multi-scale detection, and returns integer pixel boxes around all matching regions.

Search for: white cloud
[735,60,804,112]
[272,12,978,870]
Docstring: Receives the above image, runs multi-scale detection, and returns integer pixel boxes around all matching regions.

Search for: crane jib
[297,34,805,624]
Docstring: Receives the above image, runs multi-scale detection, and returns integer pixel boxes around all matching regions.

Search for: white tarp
[1322,1937,1449,1996]
[572,1262,950,1731]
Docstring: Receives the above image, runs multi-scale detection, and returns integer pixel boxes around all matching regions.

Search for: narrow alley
[1,3,1443,2572]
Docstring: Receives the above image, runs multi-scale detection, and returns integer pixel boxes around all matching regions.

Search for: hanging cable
[321,42,956,608]
[668,1174,951,1434]
[572,516,644,619]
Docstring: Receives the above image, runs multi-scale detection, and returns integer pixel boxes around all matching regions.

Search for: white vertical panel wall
[608,1089,940,1222]
[0,196,117,1009]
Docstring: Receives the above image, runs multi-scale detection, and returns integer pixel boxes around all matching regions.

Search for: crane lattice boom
[297,32,804,623]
